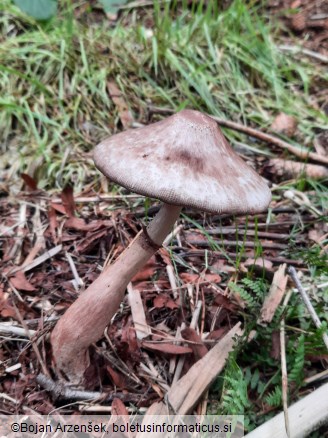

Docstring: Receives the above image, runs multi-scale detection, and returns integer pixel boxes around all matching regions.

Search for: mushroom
[51,109,271,382]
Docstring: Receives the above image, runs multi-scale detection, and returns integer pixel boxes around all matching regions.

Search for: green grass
[1,0,327,191]
[1,0,328,433]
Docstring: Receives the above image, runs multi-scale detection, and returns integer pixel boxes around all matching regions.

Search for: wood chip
[127,282,151,339]
[138,322,243,425]
[141,341,192,355]
[258,264,288,325]
[9,245,62,275]
[181,327,208,360]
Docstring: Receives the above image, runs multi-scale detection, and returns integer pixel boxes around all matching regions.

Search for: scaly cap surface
[94,110,271,214]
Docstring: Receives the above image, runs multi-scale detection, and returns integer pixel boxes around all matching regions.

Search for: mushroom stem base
[51,203,181,383]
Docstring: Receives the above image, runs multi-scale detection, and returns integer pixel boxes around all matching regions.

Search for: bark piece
[127,283,150,340]
[139,322,243,423]
[167,322,242,414]
[258,264,288,325]
[141,342,192,355]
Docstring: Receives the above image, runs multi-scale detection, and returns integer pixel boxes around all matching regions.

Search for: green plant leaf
[99,0,128,15]
[13,0,57,20]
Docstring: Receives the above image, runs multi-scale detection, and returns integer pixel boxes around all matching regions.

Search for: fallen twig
[12,301,50,377]
[280,290,293,438]
[0,322,36,338]
[66,252,84,290]
[288,266,328,350]
[166,265,179,300]
[245,382,328,438]
[127,282,151,339]
[304,369,328,384]
[180,249,306,267]
[8,244,62,275]
[278,44,328,64]
[36,374,141,403]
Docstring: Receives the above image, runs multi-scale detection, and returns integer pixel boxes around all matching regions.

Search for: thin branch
[281,314,290,437]
[288,266,328,350]
[278,44,328,64]
[36,374,140,403]
[0,323,36,338]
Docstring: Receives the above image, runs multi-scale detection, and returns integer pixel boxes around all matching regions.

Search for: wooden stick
[127,283,151,339]
[0,323,36,338]
[172,301,203,384]
[280,317,290,437]
[288,266,328,350]
[8,244,62,275]
[258,264,288,324]
[66,252,84,289]
[166,265,179,299]
[245,383,328,438]
[36,374,140,403]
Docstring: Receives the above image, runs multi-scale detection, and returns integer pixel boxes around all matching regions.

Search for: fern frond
[220,359,251,415]
[264,386,282,407]
[289,335,305,385]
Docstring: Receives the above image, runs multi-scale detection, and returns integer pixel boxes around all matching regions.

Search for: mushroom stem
[51,203,181,382]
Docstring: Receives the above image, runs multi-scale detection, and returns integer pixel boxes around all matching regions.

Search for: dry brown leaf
[112,398,129,416]
[61,185,75,217]
[9,271,36,292]
[50,202,66,215]
[206,327,229,341]
[21,173,38,190]
[48,206,58,243]
[158,247,172,265]
[76,229,108,252]
[213,294,239,312]
[270,330,281,360]
[181,327,208,360]
[132,267,156,282]
[153,295,179,309]
[180,272,222,284]
[65,217,105,231]
[141,341,192,355]
[107,81,134,129]
[0,286,16,318]
[106,366,127,389]
[271,113,298,136]
[258,264,288,325]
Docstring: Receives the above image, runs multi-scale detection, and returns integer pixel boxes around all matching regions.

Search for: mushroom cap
[93,110,271,215]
